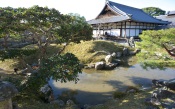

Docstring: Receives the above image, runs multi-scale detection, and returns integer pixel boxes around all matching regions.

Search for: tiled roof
[88,0,170,25]
[156,15,175,25]
[167,11,175,16]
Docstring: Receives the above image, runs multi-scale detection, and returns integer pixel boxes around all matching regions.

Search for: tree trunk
[162,43,175,57]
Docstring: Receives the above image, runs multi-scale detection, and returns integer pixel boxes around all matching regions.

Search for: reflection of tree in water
[57,90,78,104]
[120,56,138,68]
[140,62,166,70]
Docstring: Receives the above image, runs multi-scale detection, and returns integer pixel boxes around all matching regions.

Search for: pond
[49,63,175,107]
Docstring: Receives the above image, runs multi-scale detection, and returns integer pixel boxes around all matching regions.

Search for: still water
[49,64,175,106]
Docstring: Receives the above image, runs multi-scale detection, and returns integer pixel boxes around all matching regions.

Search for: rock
[116,52,122,58]
[167,79,175,90]
[152,79,167,88]
[95,62,105,70]
[40,84,53,102]
[58,100,65,107]
[111,52,117,58]
[128,37,135,48]
[40,84,52,94]
[144,98,161,106]
[105,55,113,63]
[66,99,74,106]
[162,102,175,109]
[152,78,175,90]
[104,63,118,70]
[157,89,174,99]
[123,47,129,56]
[0,81,18,101]
[150,98,161,106]
[0,81,18,109]
[113,59,121,64]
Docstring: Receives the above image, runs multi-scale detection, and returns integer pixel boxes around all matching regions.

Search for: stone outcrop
[104,63,118,70]
[95,62,105,70]
[0,81,18,109]
[122,47,129,56]
[116,52,122,58]
[144,79,175,108]
[85,47,139,70]
[105,55,113,63]
[40,84,54,102]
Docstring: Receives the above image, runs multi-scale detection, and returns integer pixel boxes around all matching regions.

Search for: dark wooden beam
[120,22,123,37]
[125,21,126,38]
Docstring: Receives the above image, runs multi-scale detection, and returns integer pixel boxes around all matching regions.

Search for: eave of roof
[167,11,175,16]
[88,16,129,24]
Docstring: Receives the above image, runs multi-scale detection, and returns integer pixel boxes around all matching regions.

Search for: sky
[0,0,175,20]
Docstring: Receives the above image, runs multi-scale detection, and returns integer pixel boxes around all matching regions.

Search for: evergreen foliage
[142,7,166,16]
[0,6,92,101]
[136,28,175,68]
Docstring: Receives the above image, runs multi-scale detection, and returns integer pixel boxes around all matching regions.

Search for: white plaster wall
[111,29,120,36]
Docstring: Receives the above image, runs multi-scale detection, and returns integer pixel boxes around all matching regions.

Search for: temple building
[156,11,175,28]
[87,0,170,39]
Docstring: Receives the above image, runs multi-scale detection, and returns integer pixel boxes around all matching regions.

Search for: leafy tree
[21,6,63,58]
[56,13,93,52]
[142,7,166,16]
[0,7,26,49]
[0,6,93,101]
[136,28,175,69]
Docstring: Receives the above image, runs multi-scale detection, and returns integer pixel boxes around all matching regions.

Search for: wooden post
[129,21,131,37]
[120,22,122,37]
[124,21,126,38]
[135,22,137,37]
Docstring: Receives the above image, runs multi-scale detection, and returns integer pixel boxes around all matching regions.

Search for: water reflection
[49,64,175,106]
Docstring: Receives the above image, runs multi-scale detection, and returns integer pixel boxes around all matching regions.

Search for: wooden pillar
[103,24,104,35]
[97,23,101,38]
[96,24,98,37]
[135,22,137,37]
[124,21,126,38]
[129,21,131,37]
[139,23,140,35]
[120,22,123,37]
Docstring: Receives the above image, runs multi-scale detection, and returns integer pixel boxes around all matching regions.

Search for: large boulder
[0,81,18,109]
[105,55,113,63]
[104,63,118,70]
[167,79,175,90]
[123,47,129,56]
[66,99,74,106]
[95,62,105,70]
[111,52,117,58]
[40,84,53,102]
[116,52,122,58]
